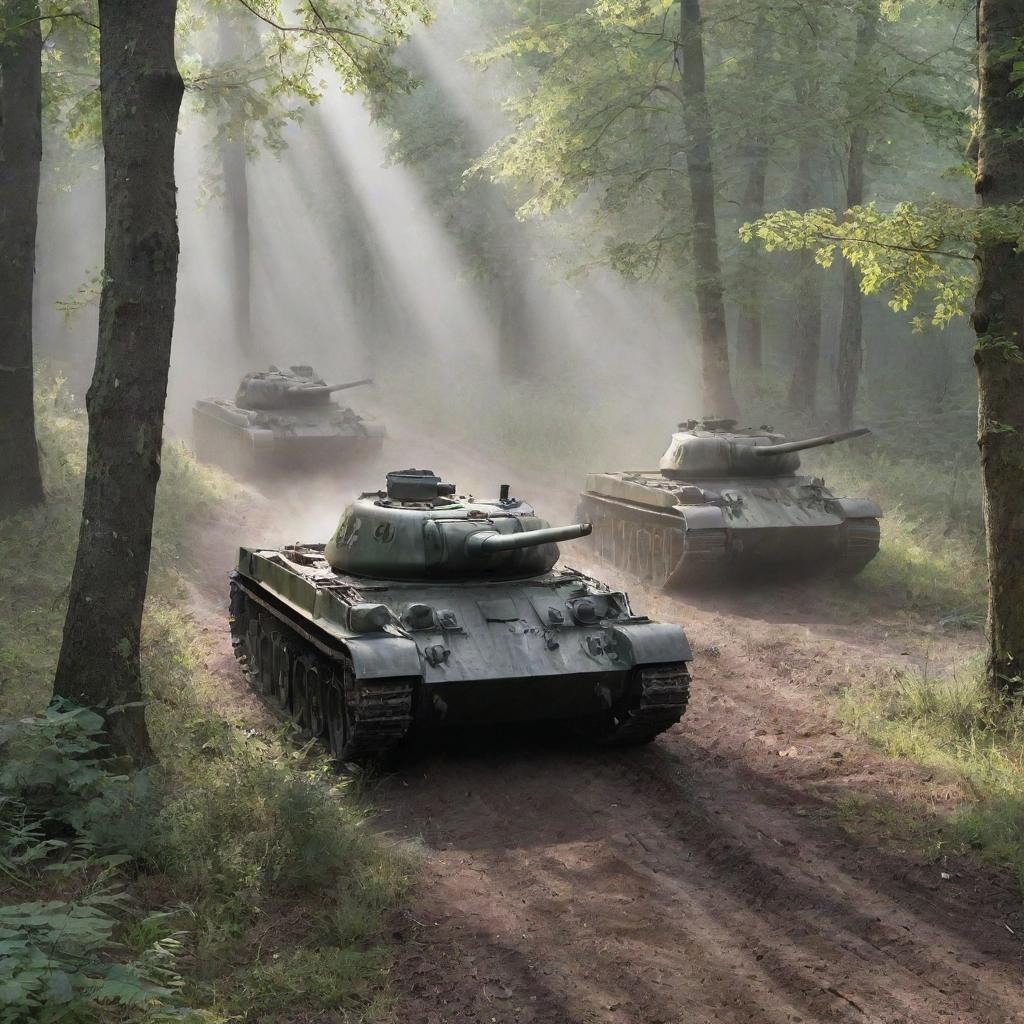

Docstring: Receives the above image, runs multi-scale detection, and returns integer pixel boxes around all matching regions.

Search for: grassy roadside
[804,443,986,620]
[802,441,1024,891]
[834,665,1024,890]
[0,377,411,1023]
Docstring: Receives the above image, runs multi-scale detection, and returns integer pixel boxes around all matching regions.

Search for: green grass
[837,666,1024,889]
[0,376,412,1023]
[804,445,986,618]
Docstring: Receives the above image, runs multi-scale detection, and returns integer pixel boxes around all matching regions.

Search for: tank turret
[325,469,592,580]
[235,364,373,411]
[658,420,870,479]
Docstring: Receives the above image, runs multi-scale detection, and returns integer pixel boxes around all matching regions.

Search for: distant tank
[193,365,384,478]
[229,469,693,760]
[577,420,881,587]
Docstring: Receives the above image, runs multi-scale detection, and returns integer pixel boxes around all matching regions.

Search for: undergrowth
[837,666,1024,890]
[0,377,411,1022]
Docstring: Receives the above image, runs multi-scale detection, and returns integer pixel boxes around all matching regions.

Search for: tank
[229,469,693,760]
[192,365,384,478]
[577,420,882,587]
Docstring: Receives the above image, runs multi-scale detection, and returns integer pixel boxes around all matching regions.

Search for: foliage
[741,199,1024,329]
[0,708,201,1024]
[0,381,410,1022]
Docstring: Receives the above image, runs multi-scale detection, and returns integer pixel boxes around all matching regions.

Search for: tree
[474,0,740,414]
[677,0,737,416]
[972,0,1024,693]
[52,0,185,763]
[0,0,45,517]
[52,0,427,762]
[217,6,254,354]
[836,0,881,427]
[739,2,1024,693]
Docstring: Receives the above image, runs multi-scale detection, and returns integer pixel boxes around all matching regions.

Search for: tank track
[229,577,414,761]
[594,663,691,745]
[836,517,881,576]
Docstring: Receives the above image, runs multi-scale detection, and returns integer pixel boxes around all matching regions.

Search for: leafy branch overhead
[30,0,431,156]
[741,200,1024,330]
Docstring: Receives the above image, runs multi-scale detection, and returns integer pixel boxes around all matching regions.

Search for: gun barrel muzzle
[466,522,592,555]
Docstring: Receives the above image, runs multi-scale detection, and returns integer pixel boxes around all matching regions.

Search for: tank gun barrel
[465,522,592,555]
[754,426,870,456]
[285,376,374,395]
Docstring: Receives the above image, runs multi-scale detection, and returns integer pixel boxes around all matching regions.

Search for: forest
[2,0,1024,1021]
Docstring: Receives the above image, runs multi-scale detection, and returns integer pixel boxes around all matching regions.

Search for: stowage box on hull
[229,470,693,760]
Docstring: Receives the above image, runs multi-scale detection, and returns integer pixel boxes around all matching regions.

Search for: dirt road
[193,452,1023,1024]
[374,575,1022,1024]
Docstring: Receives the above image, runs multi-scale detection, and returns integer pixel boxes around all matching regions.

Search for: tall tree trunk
[679,0,738,418]
[0,0,45,516]
[735,136,768,383]
[786,111,823,412]
[52,0,184,762]
[218,11,252,354]
[735,13,770,388]
[972,0,1024,694]
[836,0,880,427]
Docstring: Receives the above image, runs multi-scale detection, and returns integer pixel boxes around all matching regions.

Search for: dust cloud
[33,6,702,543]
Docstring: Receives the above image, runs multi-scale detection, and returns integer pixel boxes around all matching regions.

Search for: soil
[189,450,1024,1024]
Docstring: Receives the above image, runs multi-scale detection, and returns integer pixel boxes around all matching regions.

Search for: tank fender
[345,636,423,680]
[676,505,726,530]
[606,622,693,667]
[831,497,882,520]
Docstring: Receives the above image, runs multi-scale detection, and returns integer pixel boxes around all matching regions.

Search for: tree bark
[735,135,768,383]
[735,13,770,387]
[972,0,1024,694]
[786,104,823,412]
[0,0,45,517]
[218,10,253,354]
[836,0,879,427]
[679,0,738,418]
[52,0,184,762]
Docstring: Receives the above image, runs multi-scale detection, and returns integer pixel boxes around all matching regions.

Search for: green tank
[192,365,384,478]
[229,469,693,760]
[577,420,881,587]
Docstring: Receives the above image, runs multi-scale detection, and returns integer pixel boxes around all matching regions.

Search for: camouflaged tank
[192,365,384,478]
[229,469,693,760]
[577,420,881,587]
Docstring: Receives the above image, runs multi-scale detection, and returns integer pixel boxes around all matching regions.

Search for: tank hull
[192,400,384,480]
[578,472,881,588]
[229,544,692,760]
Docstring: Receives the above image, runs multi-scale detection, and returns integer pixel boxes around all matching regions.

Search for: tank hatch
[325,470,591,580]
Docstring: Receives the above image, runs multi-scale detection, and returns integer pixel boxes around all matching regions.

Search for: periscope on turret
[192,364,384,479]
[229,469,693,761]
[577,419,881,587]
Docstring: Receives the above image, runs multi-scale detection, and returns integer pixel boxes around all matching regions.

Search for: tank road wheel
[272,641,292,712]
[293,658,326,739]
[324,677,348,760]
[590,664,691,746]
[835,518,881,577]
[257,629,276,697]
